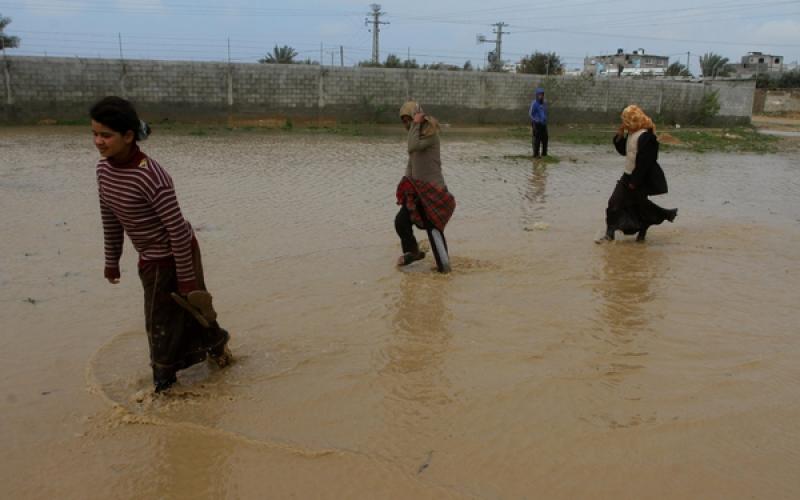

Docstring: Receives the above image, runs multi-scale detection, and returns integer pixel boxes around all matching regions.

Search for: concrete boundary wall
[753,89,800,114]
[1,56,753,125]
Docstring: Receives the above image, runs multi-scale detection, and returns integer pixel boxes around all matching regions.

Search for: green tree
[776,69,800,88]
[403,58,419,69]
[699,52,730,78]
[758,69,800,89]
[665,61,691,77]
[1,14,21,50]
[463,60,473,71]
[518,51,563,75]
[384,54,402,68]
[423,62,460,71]
[259,45,298,64]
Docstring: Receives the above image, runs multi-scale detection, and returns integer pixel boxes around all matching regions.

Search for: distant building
[729,52,784,77]
[584,48,669,77]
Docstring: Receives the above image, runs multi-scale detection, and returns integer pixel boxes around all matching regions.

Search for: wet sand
[1,126,799,499]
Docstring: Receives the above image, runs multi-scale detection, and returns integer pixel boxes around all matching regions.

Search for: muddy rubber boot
[171,290,217,328]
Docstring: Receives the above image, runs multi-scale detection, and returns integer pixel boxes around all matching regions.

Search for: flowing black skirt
[606,179,671,235]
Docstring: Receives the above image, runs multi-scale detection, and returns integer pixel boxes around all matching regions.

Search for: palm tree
[1,14,21,50]
[665,61,691,77]
[259,45,298,64]
[699,53,730,78]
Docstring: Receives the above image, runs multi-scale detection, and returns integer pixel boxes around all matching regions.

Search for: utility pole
[365,4,389,65]
[477,22,510,71]
[686,51,690,76]
[340,45,344,67]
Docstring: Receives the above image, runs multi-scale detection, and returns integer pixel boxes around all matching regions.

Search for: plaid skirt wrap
[396,176,456,232]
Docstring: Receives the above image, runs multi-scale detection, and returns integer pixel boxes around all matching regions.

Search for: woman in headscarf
[598,105,678,242]
[395,101,455,268]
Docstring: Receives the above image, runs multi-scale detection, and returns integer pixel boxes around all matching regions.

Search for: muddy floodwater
[1,127,799,499]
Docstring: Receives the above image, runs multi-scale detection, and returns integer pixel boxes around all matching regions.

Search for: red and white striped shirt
[96,148,197,291]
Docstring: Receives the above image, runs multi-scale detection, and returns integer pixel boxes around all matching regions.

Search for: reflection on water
[521,161,549,225]
[381,272,453,415]
[594,244,666,342]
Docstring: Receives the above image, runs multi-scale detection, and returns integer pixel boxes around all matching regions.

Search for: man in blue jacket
[529,87,548,158]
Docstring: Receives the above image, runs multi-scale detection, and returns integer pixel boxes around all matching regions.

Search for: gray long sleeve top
[404,122,445,188]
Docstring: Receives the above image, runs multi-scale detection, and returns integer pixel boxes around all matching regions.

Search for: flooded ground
[1,126,799,499]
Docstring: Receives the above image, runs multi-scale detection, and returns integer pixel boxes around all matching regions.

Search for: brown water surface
[1,127,799,499]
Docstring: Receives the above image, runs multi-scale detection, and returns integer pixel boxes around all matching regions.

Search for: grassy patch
[304,124,369,136]
[557,126,613,146]
[667,126,779,153]
[501,154,561,164]
[548,124,781,153]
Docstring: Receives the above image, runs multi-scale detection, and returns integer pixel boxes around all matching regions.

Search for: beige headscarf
[399,100,440,138]
[621,104,655,133]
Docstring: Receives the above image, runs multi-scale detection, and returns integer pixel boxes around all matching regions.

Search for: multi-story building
[729,52,784,77]
[584,48,669,77]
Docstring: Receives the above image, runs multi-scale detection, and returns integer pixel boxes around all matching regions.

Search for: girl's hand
[413,112,426,124]
[104,267,120,284]
[616,124,626,138]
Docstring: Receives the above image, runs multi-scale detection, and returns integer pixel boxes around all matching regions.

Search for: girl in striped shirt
[91,96,232,393]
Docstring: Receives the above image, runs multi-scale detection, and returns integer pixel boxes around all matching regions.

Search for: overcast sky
[1,0,799,74]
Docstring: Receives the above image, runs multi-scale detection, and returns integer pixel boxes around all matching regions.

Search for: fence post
[227,38,233,108]
[118,33,127,98]
[2,41,12,106]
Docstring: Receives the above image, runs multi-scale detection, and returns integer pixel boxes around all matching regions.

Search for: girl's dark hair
[90,96,151,141]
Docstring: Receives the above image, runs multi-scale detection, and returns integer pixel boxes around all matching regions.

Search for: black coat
[613,130,668,196]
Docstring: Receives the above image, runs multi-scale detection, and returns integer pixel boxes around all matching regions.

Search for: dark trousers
[139,244,227,379]
[395,206,420,255]
[533,123,548,157]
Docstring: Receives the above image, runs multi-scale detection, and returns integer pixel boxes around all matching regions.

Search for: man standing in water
[529,87,549,158]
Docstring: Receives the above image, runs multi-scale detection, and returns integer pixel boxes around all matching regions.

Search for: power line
[364,3,389,65]
[477,22,510,71]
